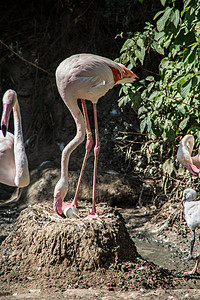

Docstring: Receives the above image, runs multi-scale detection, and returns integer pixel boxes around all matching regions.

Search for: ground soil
[1,1,200,298]
[1,170,200,299]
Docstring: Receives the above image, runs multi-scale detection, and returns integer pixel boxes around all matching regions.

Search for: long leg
[184,230,196,260]
[87,103,100,217]
[71,99,94,207]
[189,230,196,259]
[184,230,199,275]
[185,255,200,275]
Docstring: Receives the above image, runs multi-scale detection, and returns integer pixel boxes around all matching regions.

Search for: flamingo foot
[184,256,200,275]
[184,255,193,260]
[184,268,199,275]
[85,211,98,219]
[63,204,79,218]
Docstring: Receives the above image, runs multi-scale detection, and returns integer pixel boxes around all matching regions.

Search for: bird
[177,134,200,176]
[0,89,30,188]
[182,188,200,274]
[53,53,138,219]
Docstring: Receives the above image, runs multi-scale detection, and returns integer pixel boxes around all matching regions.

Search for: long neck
[13,100,24,143]
[12,99,29,187]
[60,99,86,180]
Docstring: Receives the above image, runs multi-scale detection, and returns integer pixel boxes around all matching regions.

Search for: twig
[0,39,52,76]
[136,62,160,76]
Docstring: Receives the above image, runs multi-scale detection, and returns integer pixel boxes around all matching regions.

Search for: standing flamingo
[182,188,200,275]
[0,89,30,188]
[54,53,138,218]
[177,134,200,176]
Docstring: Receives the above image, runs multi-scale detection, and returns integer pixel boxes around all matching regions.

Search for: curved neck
[13,100,23,144]
[12,98,29,187]
[60,99,86,180]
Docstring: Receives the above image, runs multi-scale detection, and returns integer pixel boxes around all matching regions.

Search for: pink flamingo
[54,53,138,218]
[0,89,30,188]
[177,134,200,176]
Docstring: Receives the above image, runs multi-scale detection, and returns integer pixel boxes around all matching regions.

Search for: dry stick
[0,40,52,76]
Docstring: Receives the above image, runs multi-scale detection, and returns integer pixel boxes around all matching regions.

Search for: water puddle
[134,238,183,271]
[132,236,200,289]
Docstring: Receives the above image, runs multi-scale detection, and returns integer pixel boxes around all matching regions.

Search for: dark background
[0,0,163,188]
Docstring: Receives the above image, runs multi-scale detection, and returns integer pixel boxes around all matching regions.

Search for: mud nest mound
[0,203,179,291]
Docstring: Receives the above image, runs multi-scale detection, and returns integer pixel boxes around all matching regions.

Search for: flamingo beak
[1,124,7,137]
[1,103,12,137]
[119,64,139,79]
[54,195,66,218]
[184,161,199,176]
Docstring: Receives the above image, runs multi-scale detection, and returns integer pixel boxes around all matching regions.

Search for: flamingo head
[54,192,66,218]
[1,89,17,137]
[118,64,139,84]
[177,135,199,176]
[182,188,197,204]
[54,179,68,218]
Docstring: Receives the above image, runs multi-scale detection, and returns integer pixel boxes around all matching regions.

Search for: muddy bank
[0,169,200,299]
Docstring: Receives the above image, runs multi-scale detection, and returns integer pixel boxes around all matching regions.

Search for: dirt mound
[0,203,179,292]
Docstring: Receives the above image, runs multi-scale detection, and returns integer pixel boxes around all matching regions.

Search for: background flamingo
[177,135,200,175]
[54,53,138,218]
[0,89,30,188]
[182,188,200,275]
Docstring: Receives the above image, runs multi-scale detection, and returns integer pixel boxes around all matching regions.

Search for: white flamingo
[54,53,138,218]
[182,188,200,275]
[177,134,200,175]
[0,89,30,188]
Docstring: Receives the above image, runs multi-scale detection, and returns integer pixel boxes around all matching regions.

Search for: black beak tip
[1,125,7,137]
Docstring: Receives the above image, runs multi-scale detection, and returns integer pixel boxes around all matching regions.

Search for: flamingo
[54,53,138,218]
[177,134,200,176]
[182,188,200,275]
[0,89,30,188]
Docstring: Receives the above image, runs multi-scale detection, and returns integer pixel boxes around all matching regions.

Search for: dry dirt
[1,169,200,299]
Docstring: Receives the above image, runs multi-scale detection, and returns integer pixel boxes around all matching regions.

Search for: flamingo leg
[71,99,94,207]
[87,103,100,218]
[185,255,200,275]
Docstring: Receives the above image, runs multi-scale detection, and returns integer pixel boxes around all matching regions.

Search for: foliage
[116,0,200,179]
[117,0,200,146]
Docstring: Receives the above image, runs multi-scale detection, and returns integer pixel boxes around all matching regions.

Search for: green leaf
[179,116,190,130]
[192,76,199,87]
[120,39,135,52]
[157,7,172,32]
[155,95,164,109]
[137,37,144,48]
[138,106,148,116]
[160,0,167,6]
[149,90,159,100]
[118,96,130,107]
[135,47,145,65]
[146,116,152,133]
[163,158,174,176]
[177,104,186,114]
[147,82,154,92]
[154,10,164,20]
[140,119,147,133]
[181,79,192,98]
[146,76,155,81]
[171,9,180,28]
[131,93,141,109]
[152,41,165,55]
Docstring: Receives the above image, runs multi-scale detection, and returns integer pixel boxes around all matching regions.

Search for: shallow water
[134,238,184,271]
